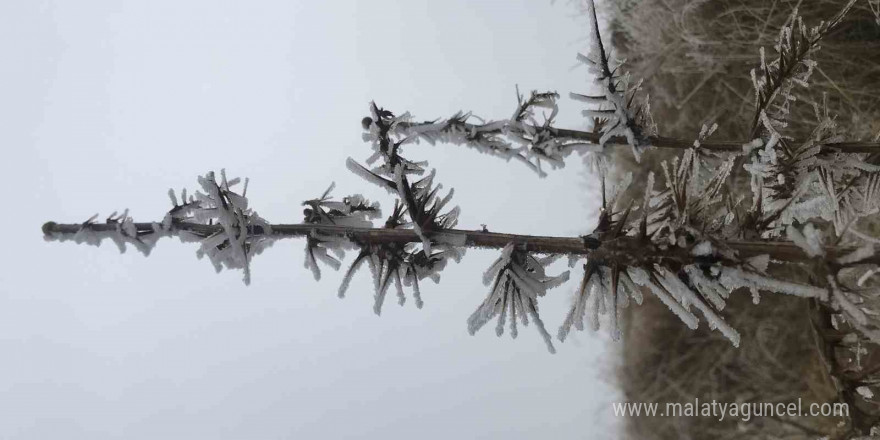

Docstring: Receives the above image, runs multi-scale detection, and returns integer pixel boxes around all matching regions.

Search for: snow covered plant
[45,0,880,356]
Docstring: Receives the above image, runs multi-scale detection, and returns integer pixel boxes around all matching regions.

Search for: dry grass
[606,1,880,438]
[609,0,880,141]
[621,294,842,439]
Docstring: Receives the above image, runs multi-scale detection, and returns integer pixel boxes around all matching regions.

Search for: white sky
[1,0,622,438]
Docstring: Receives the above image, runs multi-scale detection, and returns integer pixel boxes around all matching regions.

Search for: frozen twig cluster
[569,0,655,162]
[301,182,380,281]
[338,103,466,314]
[45,170,274,285]
[389,88,602,177]
[468,243,570,353]
[749,0,858,137]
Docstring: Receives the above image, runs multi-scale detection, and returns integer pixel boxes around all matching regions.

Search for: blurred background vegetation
[605,0,880,438]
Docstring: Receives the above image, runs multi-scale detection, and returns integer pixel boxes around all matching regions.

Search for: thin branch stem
[400,121,880,154]
[42,221,880,265]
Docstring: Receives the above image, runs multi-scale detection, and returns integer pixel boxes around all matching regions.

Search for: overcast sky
[1,0,622,438]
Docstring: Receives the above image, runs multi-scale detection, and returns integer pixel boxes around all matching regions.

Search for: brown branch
[42,221,880,265]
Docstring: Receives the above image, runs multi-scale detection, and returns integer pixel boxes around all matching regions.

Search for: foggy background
[0,0,620,438]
